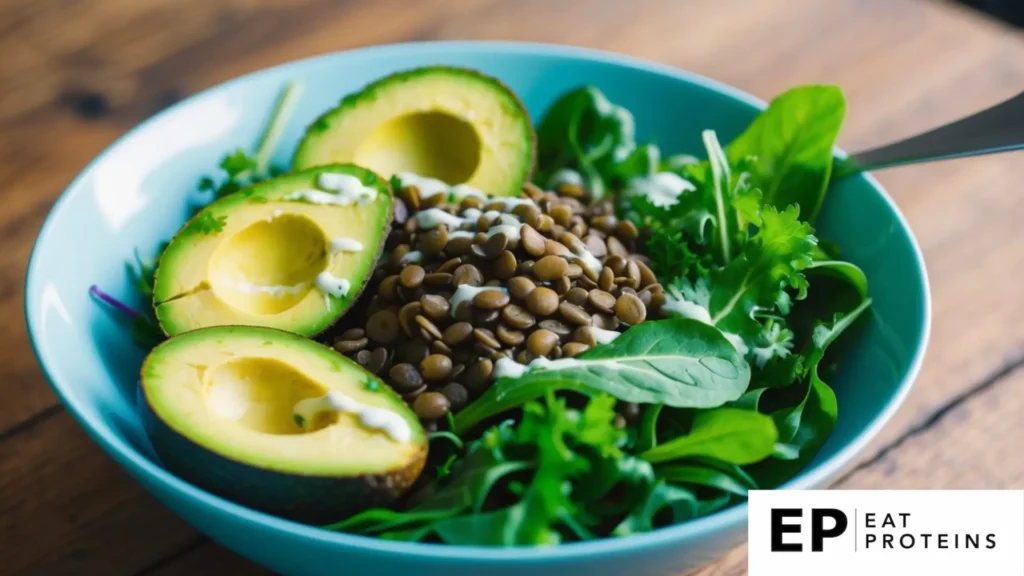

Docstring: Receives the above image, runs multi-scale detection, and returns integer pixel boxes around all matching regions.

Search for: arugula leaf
[454,319,751,434]
[727,85,846,222]
[640,407,778,465]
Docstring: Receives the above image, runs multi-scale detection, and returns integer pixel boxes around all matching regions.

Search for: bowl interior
[25,42,928,563]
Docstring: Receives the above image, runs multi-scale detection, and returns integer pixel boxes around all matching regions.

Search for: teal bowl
[24,42,929,576]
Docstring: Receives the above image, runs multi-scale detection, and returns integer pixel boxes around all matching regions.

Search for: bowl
[24,41,930,576]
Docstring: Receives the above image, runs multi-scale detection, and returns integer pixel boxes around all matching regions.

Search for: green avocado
[293,66,536,197]
[139,325,427,524]
[153,164,392,337]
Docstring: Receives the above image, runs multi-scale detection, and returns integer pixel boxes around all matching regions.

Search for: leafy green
[333,394,672,546]
[454,319,751,434]
[185,211,227,235]
[727,85,846,223]
[640,407,778,465]
[534,86,660,198]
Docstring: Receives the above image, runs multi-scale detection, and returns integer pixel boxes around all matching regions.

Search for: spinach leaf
[453,319,750,434]
[727,85,846,222]
[640,407,778,465]
[534,85,643,198]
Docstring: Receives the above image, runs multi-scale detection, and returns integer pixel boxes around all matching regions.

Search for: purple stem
[89,285,140,319]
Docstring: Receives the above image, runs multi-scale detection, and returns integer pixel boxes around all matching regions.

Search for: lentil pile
[331,181,668,426]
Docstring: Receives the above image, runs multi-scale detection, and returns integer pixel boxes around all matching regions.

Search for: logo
[770,508,848,552]
[748,490,1023,576]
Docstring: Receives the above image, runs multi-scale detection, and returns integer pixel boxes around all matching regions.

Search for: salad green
[92,73,871,546]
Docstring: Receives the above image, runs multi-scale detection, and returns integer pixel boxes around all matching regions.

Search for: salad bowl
[24,41,929,576]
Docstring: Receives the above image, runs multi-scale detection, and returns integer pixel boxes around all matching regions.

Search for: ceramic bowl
[25,41,930,576]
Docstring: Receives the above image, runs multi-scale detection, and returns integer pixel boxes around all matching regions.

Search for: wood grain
[3,0,1024,574]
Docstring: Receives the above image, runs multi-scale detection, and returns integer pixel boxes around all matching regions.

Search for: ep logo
[770,508,849,552]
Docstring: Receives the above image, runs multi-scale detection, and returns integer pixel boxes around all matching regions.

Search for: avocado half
[293,66,536,197]
[139,325,427,524]
[153,164,392,337]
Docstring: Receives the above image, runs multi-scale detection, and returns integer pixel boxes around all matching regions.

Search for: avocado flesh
[140,325,427,523]
[153,164,392,337]
[293,66,535,197]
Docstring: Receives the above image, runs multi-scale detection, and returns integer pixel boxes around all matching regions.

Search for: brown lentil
[496,324,525,346]
[414,315,443,340]
[539,319,573,339]
[615,293,647,325]
[473,289,510,309]
[558,301,592,326]
[354,349,371,366]
[562,342,590,358]
[339,327,365,341]
[464,359,494,393]
[565,287,589,306]
[442,322,474,346]
[431,340,453,355]
[366,347,388,375]
[521,224,547,257]
[472,232,508,259]
[501,304,535,329]
[573,326,598,347]
[452,264,483,286]
[544,239,572,257]
[598,267,615,291]
[551,276,572,295]
[379,275,400,300]
[526,287,559,315]
[334,337,368,354]
[527,329,559,356]
[420,354,453,381]
[419,228,448,255]
[441,382,470,411]
[398,302,422,337]
[492,250,518,279]
[400,265,425,288]
[508,276,536,300]
[472,327,502,350]
[389,363,423,392]
[419,294,449,321]
[437,257,463,274]
[592,313,620,330]
[533,255,569,280]
[423,272,453,288]
[413,392,450,420]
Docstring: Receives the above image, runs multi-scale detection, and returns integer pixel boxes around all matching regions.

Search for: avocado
[153,163,392,337]
[139,325,427,524]
[293,66,536,197]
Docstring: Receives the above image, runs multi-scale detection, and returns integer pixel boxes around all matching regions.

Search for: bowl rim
[25,39,931,562]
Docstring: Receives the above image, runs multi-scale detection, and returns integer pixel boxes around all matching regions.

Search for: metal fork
[838,90,1024,177]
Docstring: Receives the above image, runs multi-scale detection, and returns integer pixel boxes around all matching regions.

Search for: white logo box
[748,490,1024,575]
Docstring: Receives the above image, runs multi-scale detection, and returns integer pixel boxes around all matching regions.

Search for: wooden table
[4,0,1024,573]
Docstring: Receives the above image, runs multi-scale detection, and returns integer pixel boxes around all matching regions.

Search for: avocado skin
[139,394,427,525]
[293,66,536,196]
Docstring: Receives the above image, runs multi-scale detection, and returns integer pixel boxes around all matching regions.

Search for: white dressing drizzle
[293,390,411,443]
[548,168,583,188]
[415,208,466,230]
[315,272,351,308]
[231,280,307,297]
[395,172,450,198]
[493,357,529,379]
[450,183,488,199]
[487,224,521,242]
[590,327,622,345]
[399,250,423,264]
[565,247,604,276]
[449,285,509,317]
[317,172,378,205]
[448,230,476,240]
[627,172,696,208]
[329,238,364,254]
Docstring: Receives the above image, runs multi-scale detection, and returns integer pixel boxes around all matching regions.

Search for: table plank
[5,0,1024,575]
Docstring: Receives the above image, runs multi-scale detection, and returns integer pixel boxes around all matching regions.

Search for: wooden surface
[4,0,1024,574]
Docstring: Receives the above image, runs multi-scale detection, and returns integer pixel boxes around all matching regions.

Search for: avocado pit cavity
[204,356,330,435]
[354,112,482,185]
